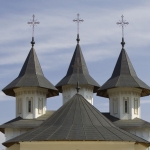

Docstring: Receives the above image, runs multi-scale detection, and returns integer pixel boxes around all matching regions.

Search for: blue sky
[0,0,150,149]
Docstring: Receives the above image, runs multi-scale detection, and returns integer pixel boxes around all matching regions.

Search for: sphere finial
[31,37,35,47]
[121,37,125,48]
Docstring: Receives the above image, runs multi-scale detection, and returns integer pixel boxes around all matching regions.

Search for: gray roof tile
[97,39,150,97]
[3,94,150,147]
[56,35,100,93]
[102,113,150,129]
[2,39,58,98]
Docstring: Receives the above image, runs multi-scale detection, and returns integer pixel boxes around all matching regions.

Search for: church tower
[97,38,150,119]
[2,37,59,119]
[97,16,150,120]
[56,34,100,105]
[56,14,100,105]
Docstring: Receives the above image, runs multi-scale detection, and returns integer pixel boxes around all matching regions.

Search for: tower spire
[73,13,84,43]
[28,15,40,47]
[117,15,129,48]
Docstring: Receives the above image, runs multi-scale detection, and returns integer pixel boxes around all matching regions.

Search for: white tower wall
[62,85,94,105]
[14,87,48,119]
[107,87,142,120]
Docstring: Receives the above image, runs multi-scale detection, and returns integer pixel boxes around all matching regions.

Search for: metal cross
[28,15,40,37]
[116,15,129,38]
[73,14,84,34]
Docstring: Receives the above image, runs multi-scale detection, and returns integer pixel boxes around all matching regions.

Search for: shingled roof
[56,34,100,93]
[2,38,58,98]
[3,93,150,147]
[97,38,150,98]
[0,111,55,133]
[102,113,150,130]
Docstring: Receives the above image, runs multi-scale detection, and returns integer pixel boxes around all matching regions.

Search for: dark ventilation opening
[125,101,128,113]
[28,101,31,113]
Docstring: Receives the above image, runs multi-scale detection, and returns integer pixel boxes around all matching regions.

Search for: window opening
[28,100,31,113]
[125,100,128,113]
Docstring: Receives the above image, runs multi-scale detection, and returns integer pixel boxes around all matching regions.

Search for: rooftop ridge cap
[80,98,105,139]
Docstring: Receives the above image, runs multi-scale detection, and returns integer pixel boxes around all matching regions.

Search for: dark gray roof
[102,113,150,130]
[0,117,42,133]
[97,38,150,97]
[0,111,54,133]
[3,94,149,147]
[56,35,100,93]
[2,38,58,98]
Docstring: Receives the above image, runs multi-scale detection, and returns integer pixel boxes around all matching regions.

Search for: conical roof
[3,94,150,147]
[97,38,150,97]
[2,38,58,98]
[56,35,100,93]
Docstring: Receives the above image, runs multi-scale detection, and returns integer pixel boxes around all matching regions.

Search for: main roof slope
[3,93,150,147]
[2,38,58,98]
[97,38,150,97]
[56,35,100,93]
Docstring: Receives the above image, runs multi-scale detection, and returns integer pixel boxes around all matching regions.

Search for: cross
[116,15,129,38]
[28,15,40,37]
[73,14,84,35]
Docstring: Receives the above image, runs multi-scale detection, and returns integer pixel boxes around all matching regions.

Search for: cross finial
[76,81,80,93]
[116,15,129,38]
[28,15,40,37]
[73,14,84,43]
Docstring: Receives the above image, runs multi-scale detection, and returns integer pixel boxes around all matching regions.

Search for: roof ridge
[113,125,148,142]
[124,49,131,76]
[30,97,75,141]
[42,96,74,126]
[65,97,78,139]
[81,97,105,140]
[85,99,116,127]
[79,96,87,139]
[123,49,137,76]
[23,48,31,76]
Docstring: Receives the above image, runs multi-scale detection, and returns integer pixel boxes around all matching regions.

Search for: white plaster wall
[14,87,48,119]
[19,141,148,150]
[5,128,31,141]
[108,88,141,120]
[62,85,94,105]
